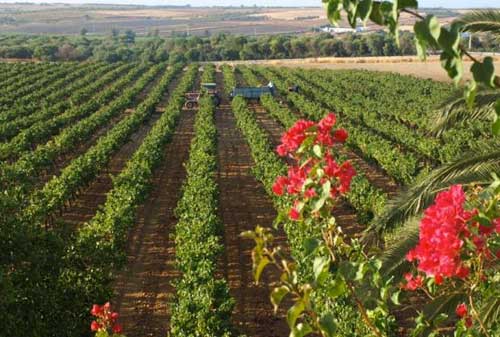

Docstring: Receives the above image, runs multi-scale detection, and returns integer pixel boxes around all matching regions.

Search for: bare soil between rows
[112,109,196,337]
[215,72,289,337]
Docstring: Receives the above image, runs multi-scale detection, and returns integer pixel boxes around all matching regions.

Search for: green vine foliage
[322,0,500,135]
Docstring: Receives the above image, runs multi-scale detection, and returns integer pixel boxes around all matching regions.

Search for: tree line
[0,30,498,63]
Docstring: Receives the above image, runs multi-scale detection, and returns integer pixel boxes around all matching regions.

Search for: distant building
[319,25,366,34]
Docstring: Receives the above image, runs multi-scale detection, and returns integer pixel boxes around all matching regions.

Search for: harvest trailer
[230,82,276,100]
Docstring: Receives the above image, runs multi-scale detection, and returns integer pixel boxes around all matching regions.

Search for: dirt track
[112,109,196,337]
[215,71,289,337]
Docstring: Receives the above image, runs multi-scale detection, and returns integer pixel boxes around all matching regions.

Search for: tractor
[184,83,221,109]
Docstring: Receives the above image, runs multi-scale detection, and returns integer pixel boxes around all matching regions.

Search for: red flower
[277,119,315,156]
[111,312,119,321]
[434,274,443,285]
[493,218,500,233]
[276,144,287,157]
[333,128,348,142]
[91,304,102,316]
[304,188,316,199]
[112,323,123,334]
[402,273,423,291]
[465,316,473,328]
[90,321,101,332]
[272,176,288,196]
[286,165,309,195]
[289,207,300,221]
[456,266,470,279]
[318,113,336,132]
[456,303,468,318]
[406,185,472,280]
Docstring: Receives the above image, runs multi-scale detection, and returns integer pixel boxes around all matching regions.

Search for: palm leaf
[380,218,419,278]
[481,297,500,328]
[432,89,500,136]
[424,293,465,321]
[370,149,500,234]
[455,10,500,35]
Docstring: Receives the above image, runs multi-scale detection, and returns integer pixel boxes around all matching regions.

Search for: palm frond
[455,10,500,35]
[380,218,419,278]
[370,149,500,234]
[431,89,500,136]
[481,297,500,328]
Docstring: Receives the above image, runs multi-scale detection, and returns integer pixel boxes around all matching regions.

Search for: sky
[0,0,498,7]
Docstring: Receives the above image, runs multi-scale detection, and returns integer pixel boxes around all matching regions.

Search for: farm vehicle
[184,82,221,109]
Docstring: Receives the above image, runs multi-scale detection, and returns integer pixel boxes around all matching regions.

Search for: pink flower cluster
[272,113,355,220]
[90,302,123,335]
[404,185,500,290]
[455,303,473,328]
[276,113,348,158]
[406,185,472,282]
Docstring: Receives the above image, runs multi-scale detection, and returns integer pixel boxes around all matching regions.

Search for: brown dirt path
[215,71,289,337]
[112,109,196,337]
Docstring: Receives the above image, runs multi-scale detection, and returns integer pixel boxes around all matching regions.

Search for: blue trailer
[230,82,276,100]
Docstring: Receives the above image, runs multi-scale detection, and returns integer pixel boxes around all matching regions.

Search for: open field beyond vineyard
[0,60,497,337]
[0,4,459,36]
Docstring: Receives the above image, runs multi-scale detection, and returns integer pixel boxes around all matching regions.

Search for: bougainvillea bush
[90,302,125,337]
[403,184,500,336]
[244,112,500,337]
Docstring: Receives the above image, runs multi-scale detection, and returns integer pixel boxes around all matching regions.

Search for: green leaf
[327,0,342,25]
[343,0,359,28]
[328,276,347,298]
[438,24,461,57]
[492,99,500,136]
[391,289,401,305]
[319,312,337,337]
[313,180,331,212]
[380,1,400,44]
[471,57,497,88]
[303,237,321,256]
[313,256,330,285]
[240,230,256,239]
[427,16,442,41]
[397,0,418,9]
[271,286,290,313]
[464,80,477,109]
[254,256,270,283]
[358,0,373,23]
[355,261,368,281]
[313,144,322,158]
[369,1,384,25]
[440,51,464,85]
[291,322,314,337]
[413,15,441,60]
[339,261,356,280]
[287,299,306,328]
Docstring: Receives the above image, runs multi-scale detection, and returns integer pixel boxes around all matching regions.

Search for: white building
[320,26,366,34]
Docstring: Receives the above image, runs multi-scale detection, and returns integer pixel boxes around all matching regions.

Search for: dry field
[0,4,461,36]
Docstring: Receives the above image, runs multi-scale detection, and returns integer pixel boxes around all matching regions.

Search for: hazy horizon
[0,0,499,8]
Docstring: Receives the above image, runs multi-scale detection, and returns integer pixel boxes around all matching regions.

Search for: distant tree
[57,43,79,61]
[80,28,88,36]
[111,28,120,39]
[365,33,385,56]
[33,45,58,61]
[121,30,136,44]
